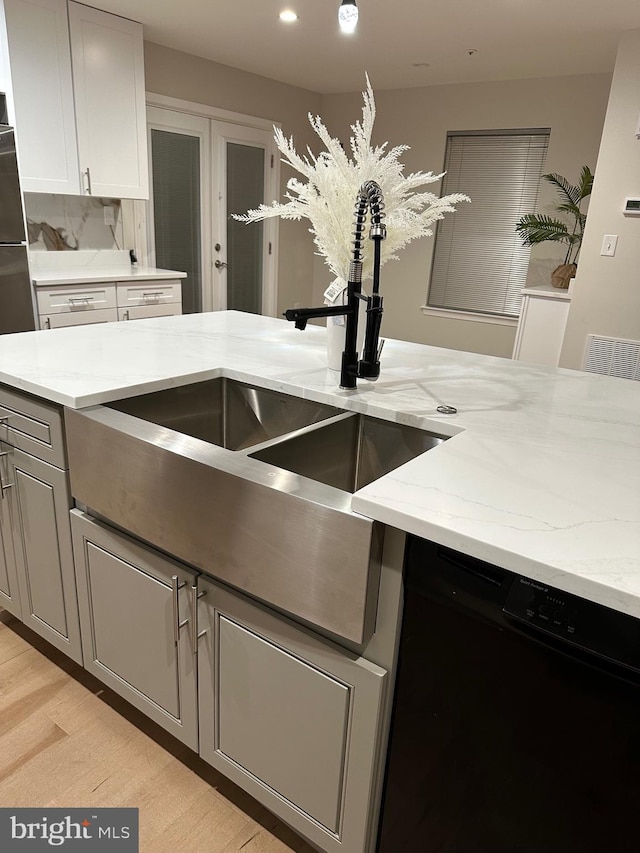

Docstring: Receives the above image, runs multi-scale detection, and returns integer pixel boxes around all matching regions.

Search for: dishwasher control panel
[504,576,640,674]
[505,577,578,637]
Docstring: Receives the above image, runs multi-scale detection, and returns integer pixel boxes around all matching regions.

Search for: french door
[147,106,278,315]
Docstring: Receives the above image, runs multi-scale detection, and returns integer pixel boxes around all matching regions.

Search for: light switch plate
[601,234,618,257]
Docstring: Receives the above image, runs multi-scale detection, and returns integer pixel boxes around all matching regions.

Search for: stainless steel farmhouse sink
[105,377,342,450]
[250,413,446,493]
[65,379,447,644]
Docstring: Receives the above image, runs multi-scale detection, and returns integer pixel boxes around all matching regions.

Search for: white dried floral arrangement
[235,75,469,286]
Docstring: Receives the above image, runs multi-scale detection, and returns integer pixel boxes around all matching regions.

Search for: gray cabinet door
[71,510,198,750]
[9,446,82,662]
[198,577,387,853]
[0,442,21,617]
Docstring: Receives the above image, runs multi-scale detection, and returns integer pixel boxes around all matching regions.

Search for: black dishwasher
[377,536,640,853]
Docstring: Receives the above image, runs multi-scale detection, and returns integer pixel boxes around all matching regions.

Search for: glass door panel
[226,142,264,314]
[150,129,202,314]
[211,120,277,316]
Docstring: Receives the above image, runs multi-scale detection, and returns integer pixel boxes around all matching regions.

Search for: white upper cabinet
[3,0,148,199]
[4,0,80,193]
[68,2,148,199]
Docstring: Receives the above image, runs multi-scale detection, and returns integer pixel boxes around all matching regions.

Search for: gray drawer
[0,385,66,468]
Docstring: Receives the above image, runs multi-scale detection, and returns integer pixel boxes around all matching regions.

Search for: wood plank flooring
[0,609,317,853]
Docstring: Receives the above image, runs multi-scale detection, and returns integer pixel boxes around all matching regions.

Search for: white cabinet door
[4,0,81,194]
[118,304,181,321]
[40,308,118,329]
[512,287,572,366]
[69,1,148,199]
[198,577,387,853]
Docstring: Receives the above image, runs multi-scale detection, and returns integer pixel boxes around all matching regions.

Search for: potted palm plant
[516,165,594,288]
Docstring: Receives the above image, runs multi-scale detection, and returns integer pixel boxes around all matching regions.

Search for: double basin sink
[65,378,446,643]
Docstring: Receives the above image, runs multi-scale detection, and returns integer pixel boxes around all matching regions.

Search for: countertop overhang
[31,266,188,286]
[1,310,638,619]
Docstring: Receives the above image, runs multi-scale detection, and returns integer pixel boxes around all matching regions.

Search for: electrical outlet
[600,234,618,257]
[103,205,115,226]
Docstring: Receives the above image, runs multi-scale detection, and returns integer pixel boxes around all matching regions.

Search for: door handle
[214,260,227,270]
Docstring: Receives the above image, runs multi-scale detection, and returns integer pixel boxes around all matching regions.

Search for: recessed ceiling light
[279,10,298,22]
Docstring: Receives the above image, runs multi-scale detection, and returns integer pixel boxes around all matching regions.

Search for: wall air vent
[583,335,640,380]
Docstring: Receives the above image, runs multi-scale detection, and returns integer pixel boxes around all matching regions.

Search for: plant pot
[551,263,577,289]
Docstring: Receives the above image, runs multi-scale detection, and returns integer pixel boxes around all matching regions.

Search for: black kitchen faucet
[284,180,386,390]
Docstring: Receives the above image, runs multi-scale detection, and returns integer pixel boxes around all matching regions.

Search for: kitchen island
[1,309,638,617]
[1,310,639,852]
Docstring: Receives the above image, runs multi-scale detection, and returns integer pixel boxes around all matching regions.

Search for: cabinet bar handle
[68,296,93,304]
[143,291,164,299]
[191,584,207,650]
[171,575,188,645]
[84,167,92,195]
[0,414,12,424]
[44,318,51,329]
[0,451,13,499]
[123,310,130,320]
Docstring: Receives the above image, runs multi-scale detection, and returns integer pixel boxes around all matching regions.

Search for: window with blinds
[427,129,550,318]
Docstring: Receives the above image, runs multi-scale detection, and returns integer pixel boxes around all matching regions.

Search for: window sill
[420,306,518,327]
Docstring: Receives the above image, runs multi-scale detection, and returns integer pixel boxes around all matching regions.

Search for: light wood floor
[0,609,316,853]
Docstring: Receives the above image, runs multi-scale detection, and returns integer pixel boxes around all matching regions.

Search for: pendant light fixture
[338,0,358,33]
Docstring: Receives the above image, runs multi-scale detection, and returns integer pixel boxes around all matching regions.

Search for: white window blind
[428,130,550,318]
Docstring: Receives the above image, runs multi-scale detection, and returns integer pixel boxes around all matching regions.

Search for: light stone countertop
[31,266,188,286]
[1,310,638,618]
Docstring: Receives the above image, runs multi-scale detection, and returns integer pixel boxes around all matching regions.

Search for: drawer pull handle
[44,317,51,329]
[123,310,130,321]
[142,291,164,300]
[171,575,188,645]
[0,414,12,425]
[68,296,93,305]
[191,584,207,650]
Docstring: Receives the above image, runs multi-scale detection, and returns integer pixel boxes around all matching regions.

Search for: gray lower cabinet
[198,576,388,853]
[9,447,82,662]
[70,510,199,750]
[1,384,82,659]
[0,446,21,618]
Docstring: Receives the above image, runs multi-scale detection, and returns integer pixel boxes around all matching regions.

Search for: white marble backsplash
[24,193,125,252]
[28,249,132,273]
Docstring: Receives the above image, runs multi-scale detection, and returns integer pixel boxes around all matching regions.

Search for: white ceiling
[86,0,640,94]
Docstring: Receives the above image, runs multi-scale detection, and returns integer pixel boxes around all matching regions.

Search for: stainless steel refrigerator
[0,124,35,334]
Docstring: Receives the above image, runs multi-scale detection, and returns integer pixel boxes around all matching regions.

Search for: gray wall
[143,42,618,359]
[316,73,611,356]
[560,29,640,369]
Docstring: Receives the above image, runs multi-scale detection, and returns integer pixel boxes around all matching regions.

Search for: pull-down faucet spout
[283,180,387,390]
